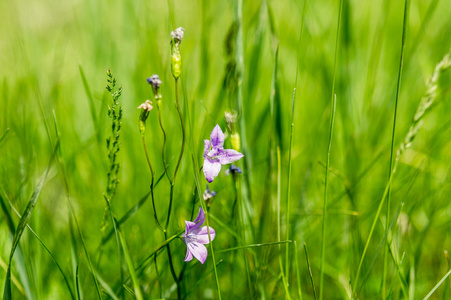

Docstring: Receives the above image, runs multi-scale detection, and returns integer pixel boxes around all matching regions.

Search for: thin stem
[319,0,342,298]
[142,136,164,232]
[383,0,409,297]
[319,93,337,300]
[158,108,172,184]
[164,232,181,299]
[294,241,303,300]
[173,78,186,182]
[304,243,318,300]
[285,88,296,286]
[165,78,186,230]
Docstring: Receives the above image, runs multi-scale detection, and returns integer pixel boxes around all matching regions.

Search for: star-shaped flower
[182,207,215,264]
[203,124,244,183]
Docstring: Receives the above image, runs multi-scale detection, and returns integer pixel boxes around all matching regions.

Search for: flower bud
[170,27,184,79]
[171,51,182,79]
[138,100,153,135]
[231,132,241,151]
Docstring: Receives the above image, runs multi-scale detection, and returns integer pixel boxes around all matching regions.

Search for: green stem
[304,243,318,300]
[285,88,296,286]
[383,0,409,297]
[319,0,342,298]
[319,94,337,300]
[142,136,164,232]
[158,108,172,184]
[164,232,181,299]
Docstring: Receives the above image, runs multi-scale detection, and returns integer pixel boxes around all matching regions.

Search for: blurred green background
[1,0,451,298]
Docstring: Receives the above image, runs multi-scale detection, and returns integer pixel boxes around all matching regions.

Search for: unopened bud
[138,100,153,135]
[231,132,241,151]
[170,27,184,79]
[171,51,182,79]
[147,75,162,100]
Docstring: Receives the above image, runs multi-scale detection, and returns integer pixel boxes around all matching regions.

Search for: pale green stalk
[294,241,303,300]
[319,1,342,298]
[277,147,291,299]
[285,88,295,287]
[383,1,409,297]
[304,243,318,300]
[319,93,337,300]
[423,269,451,300]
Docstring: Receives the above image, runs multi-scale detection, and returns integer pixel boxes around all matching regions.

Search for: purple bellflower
[182,207,215,264]
[203,124,244,183]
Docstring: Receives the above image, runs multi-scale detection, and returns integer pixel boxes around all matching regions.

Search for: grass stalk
[319,93,337,300]
[277,147,291,299]
[423,269,451,300]
[285,88,296,287]
[304,243,318,300]
[382,1,410,297]
[319,2,342,298]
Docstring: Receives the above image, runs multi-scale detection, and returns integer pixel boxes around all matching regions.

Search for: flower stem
[164,77,186,230]
[158,108,172,184]
[164,232,181,299]
[142,136,164,232]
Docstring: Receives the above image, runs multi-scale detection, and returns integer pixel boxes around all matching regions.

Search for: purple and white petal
[210,124,224,149]
[187,242,208,264]
[203,159,222,183]
[184,221,196,235]
[203,140,210,157]
[217,149,244,165]
[191,207,205,229]
[191,226,216,244]
[184,248,193,262]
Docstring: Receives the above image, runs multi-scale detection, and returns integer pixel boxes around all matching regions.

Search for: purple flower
[203,184,217,201]
[182,207,215,264]
[225,164,242,176]
[203,124,244,183]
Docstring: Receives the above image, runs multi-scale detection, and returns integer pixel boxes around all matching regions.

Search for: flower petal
[187,207,205,232]
[184,221,196,235]
[203,140,210,157]
[184,247,193,262]
[217,149,244,165]
[187,241,208,264]
[203,159,221,183]
[191,226,216,244]
[210,124,224,149]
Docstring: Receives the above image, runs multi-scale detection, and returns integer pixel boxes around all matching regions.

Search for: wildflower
[170,27,185,47]
[203,124,244,183]
[182,207,215,264]
[203,185,217,207]
[147,75,162,95]
[138,100,153,135]
[225,164,242,176]
[170,27,184,79]
[137,100,153,112]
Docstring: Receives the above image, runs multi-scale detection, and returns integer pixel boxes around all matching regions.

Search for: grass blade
[423,269,451,300]
[2,139,59,300]
[383,0,410,297]
[304,243,318,300]
[319,93,338,300]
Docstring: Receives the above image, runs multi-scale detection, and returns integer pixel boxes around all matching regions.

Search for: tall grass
[1,0,451,299]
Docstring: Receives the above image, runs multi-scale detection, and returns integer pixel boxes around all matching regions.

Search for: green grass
[1,0,451,299]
